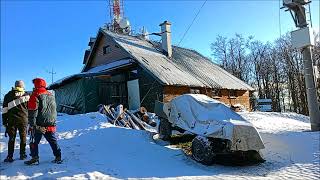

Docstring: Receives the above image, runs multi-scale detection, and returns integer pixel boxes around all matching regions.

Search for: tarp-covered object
[163,94,265,151]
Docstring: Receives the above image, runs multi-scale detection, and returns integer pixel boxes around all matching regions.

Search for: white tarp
[163,94,265,151]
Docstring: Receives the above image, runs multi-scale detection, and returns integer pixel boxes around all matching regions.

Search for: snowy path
[0,112,319,179]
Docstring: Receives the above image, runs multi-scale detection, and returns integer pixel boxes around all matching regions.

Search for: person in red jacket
[24,78,62,165]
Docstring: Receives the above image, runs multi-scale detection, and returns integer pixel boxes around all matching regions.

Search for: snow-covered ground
[0,112,319,179]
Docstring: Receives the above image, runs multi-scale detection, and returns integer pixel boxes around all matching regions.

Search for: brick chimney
[159,21,172,58]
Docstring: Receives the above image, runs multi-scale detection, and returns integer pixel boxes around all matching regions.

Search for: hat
[32,78,47,88]
[15,80,25,88]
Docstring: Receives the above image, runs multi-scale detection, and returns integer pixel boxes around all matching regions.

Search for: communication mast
[107,0,131,34]
[283,0,320,131]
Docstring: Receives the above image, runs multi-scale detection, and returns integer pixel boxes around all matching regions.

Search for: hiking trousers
[7,122,27,158]
[30,130,61,158]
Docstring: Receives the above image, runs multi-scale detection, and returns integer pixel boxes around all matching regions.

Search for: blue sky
[1,0,319,97]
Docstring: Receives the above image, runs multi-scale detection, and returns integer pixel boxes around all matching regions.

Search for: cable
[177,0,208,46]
[140,80,157,105]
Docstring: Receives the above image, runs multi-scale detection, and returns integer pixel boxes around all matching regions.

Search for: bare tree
[211,34,252,83]
[210,33,319,115]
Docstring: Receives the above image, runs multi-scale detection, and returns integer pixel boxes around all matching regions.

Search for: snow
[239,112,311,133]
[86,59,133,73]
[1,111,319,180]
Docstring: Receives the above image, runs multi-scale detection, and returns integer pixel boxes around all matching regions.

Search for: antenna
[113,0,121,22]
[108,0,130,34]
[47,67,56,84]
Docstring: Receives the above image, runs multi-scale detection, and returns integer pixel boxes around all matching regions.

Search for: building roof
[48,58,134,89]
[102,30,254,91]
[51,28,253,91]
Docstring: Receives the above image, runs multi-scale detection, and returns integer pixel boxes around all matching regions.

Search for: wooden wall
[163,86,190,102]
[162,86,252,111]
[217,89,251,110]
[89,34,130,68]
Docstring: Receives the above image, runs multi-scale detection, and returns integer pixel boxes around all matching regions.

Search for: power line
[46,67,56,84]
[177,0,207,46]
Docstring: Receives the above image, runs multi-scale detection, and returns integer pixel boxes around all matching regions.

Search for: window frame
[103,45,111,55]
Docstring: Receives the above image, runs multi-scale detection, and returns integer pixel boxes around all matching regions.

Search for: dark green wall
[54,67,163,114]
[54,79,87,114]
[138,67,164,112]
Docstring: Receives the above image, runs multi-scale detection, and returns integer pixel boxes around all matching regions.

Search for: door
[127,79,140,110]
[98,82,127,106]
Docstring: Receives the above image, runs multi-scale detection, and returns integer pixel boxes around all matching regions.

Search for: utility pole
[47,68,56,84]
[283,0,320,131]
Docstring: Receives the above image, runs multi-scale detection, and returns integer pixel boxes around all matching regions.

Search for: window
[103,45,111,55]
[190,88,200,94]
[212,89,221,97]
[229,90,237,98]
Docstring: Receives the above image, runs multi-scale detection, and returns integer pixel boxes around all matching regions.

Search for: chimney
[159,21,172,58]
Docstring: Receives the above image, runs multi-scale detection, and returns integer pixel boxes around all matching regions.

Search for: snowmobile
[154,94,265,165]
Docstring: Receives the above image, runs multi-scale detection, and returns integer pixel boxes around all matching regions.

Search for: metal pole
[47,68,56,85]
[283,0,320,131]
[302,46,320,131]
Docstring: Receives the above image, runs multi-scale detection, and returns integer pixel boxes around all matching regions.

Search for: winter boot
[3,156,14,163]
[24,156,39,165]
[20,154,27,160]
[51,156,62,164]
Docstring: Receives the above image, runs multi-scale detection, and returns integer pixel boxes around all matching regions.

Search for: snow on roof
[103,30,254,90]
[87,59,134,73]
[48,58,134,89]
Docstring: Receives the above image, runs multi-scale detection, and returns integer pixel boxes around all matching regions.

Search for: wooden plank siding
[163,86,251,111]
[90,34,130,68]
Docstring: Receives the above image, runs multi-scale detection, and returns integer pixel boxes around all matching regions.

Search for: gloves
[35,126,47,134]
[28,125,46,134]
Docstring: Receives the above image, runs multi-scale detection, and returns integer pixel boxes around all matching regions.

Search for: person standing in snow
[24,78,62,165]
[2,80,30,162]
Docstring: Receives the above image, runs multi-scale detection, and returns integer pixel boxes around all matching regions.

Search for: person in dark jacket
[24,78,62,165]
[2,80,30,162]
